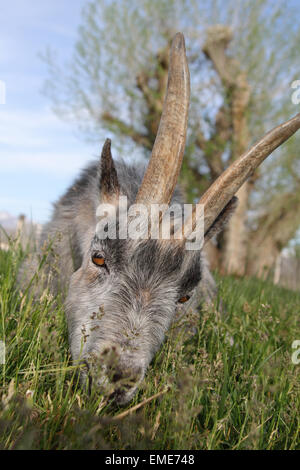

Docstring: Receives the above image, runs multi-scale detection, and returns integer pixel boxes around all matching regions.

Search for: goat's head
[65,33,300,404]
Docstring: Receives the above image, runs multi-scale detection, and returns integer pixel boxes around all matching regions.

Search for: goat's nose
[109,365,143,404]
[111,365,143,385]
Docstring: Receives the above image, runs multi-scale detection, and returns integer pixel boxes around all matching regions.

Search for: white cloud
[0,151,90,174]
[0,106,97,173]
[0,108,57,147]
[0,0,93,223]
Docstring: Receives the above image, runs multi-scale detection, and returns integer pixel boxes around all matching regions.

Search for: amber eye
[92,255,106,267]
[178,295,190,304]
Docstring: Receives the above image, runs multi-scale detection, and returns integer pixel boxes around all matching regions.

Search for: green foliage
[43,0,300,146]
[42,0,300,248]
[0,241,299,449]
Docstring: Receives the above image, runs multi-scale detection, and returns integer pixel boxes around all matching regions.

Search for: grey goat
[19,33,300,404]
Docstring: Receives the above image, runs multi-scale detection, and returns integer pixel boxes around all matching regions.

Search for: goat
[19,33,300,404]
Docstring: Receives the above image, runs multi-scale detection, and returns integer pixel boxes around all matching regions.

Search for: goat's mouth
[92,370,142,405]
[79,351,144,405]
[108,383,139,405]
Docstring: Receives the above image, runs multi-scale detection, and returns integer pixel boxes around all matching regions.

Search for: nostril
[112,372,122,383]
[111,366,142,384]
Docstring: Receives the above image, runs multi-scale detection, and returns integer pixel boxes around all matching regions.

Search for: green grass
[0,239,299,450]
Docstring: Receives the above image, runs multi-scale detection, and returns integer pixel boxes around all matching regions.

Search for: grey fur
[19,143,236,404]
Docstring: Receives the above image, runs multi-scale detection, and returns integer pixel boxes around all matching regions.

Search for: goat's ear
[99,139,120,203]
[204,196,238,244]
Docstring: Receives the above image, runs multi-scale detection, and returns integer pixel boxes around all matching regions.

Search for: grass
[0,238,299,450]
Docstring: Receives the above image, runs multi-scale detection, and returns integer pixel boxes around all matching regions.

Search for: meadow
[0,238,299,450]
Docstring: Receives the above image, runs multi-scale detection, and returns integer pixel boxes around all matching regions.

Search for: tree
[43,0,300,277]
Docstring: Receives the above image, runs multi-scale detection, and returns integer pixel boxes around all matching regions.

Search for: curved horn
[135,32,190,207]
[179,112,300,239]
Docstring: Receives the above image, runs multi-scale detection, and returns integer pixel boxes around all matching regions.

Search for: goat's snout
[85,344,144,404]
[109,364,143,404]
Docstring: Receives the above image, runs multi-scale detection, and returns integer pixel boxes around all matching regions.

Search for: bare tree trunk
[247,191,300,278]
[247,236,279,279]
[222,183,251,275]
[273,254,281,285]
[222,71,251,275]
[202,26,252,276]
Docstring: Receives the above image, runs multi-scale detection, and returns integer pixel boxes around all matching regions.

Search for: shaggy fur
[19,143,236,404]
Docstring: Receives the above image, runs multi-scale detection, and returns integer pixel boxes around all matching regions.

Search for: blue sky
[0,0,99,223]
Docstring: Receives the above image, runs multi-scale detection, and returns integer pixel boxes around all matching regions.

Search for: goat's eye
[92,255,106,267]
[178,295,190,304]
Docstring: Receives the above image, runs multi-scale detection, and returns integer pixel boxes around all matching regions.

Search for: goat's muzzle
[82,344,144,405]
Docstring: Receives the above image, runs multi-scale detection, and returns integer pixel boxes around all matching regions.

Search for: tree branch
[102,112,152,149]
[195,106,231,180]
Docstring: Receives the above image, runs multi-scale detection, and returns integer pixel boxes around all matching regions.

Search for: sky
[1,0,300,245]
[0,0,99,223]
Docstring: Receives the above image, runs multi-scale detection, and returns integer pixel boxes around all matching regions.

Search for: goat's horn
[180,112,300,239]
[135,32,190,207]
